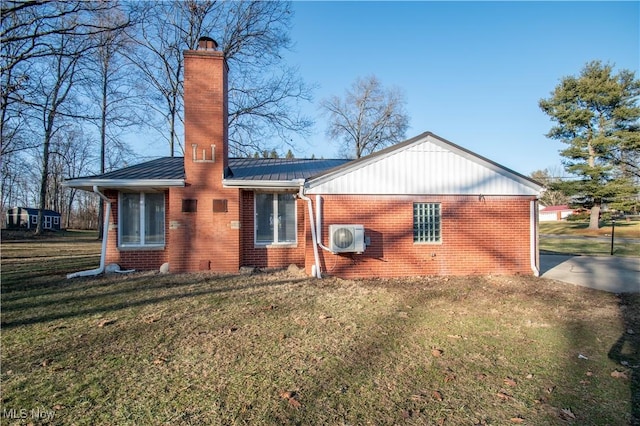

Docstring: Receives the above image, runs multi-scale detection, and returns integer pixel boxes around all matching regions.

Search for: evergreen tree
[539,61,640,229]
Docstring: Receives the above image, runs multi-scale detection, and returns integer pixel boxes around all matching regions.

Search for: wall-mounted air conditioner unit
[329,224,365,254]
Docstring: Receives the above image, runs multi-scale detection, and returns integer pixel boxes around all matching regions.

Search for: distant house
[64,37,543,278]
[539,205,575,222]
[5,207,62,230]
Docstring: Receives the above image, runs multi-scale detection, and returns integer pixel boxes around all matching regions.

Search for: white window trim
[118,192,165,248]
[413,202,442,244]
[254,192,298,247]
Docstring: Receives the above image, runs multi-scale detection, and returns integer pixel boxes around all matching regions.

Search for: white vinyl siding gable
[306,133,541,196]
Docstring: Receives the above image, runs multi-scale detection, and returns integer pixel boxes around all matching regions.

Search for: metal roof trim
[222,179,302,190]
[63,178,186,190]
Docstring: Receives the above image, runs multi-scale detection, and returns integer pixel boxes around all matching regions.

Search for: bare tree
[54,126,95,228]
[321,75,409,159]
[85,6,139,237]
[530,168,569,207]
[127,0,313,157]
[1,0,132,234]
[1,0,131,157]
[222,1,314,155]
[33,32,87,234]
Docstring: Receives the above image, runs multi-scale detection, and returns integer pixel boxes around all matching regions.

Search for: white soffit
[306,133,541,196]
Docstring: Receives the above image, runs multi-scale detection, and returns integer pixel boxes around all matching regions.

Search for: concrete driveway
[541,254,640,293]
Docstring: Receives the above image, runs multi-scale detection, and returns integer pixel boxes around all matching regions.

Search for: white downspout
[297,180,321,278]
[67,186,111,279]
[530,200,540,277]
[315,195,333,253]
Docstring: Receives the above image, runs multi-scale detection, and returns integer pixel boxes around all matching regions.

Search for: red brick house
[65,38,543,279]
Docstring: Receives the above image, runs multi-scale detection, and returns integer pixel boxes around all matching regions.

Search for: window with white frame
[413,202,441,243]
[255,193,296,245]
[119,192,165,247]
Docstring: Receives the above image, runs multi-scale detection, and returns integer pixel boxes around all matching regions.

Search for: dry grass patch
[1,234,638,425]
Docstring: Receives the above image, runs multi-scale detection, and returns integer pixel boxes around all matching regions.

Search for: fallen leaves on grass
[610,370,628,379]
[97,318,116,327]
[401,409,414,419]
[443,368,456,382]
[503,377,517,387]
[280,391,301,408]
[510,416,524,423]
[288,397,301,408]
[560,408,576,420]
[496,391,513,401]
[432,390,443,401]
[431,348,443,357]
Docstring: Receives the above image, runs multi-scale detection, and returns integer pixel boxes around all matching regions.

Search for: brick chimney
[184,36,228,176]
[168,37,239,273]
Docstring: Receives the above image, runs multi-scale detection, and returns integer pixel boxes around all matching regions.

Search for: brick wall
[103,189,170,271]
[305,195,536,278]
[239,190,306,269]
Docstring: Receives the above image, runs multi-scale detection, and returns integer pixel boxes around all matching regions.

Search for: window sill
[255,243,298,249]
[118,245,166,251]
[413,241,442,245]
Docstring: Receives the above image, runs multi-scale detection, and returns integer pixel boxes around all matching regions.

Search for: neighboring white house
[539,205,575,222]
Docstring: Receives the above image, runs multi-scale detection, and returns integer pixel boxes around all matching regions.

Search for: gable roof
[7,207,61,217]
[64,132,541,196]
[305,132,543,196]
[63,157,349,191]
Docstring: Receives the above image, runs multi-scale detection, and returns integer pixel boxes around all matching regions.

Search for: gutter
[296,180,322,278]
[63,179,185,191]
[530,200,540,276]
[223,179,301,190]
[67,186,111,279]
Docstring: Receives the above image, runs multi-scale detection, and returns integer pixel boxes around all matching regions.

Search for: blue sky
[282,1,639,176]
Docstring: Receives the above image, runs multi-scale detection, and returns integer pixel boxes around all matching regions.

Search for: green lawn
[540,220,640,257]
[540,220,640,238]
[1,232,638,425]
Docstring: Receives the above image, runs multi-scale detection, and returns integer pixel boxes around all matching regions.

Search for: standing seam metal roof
[67,157,349,182]
[227,158,349,181]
